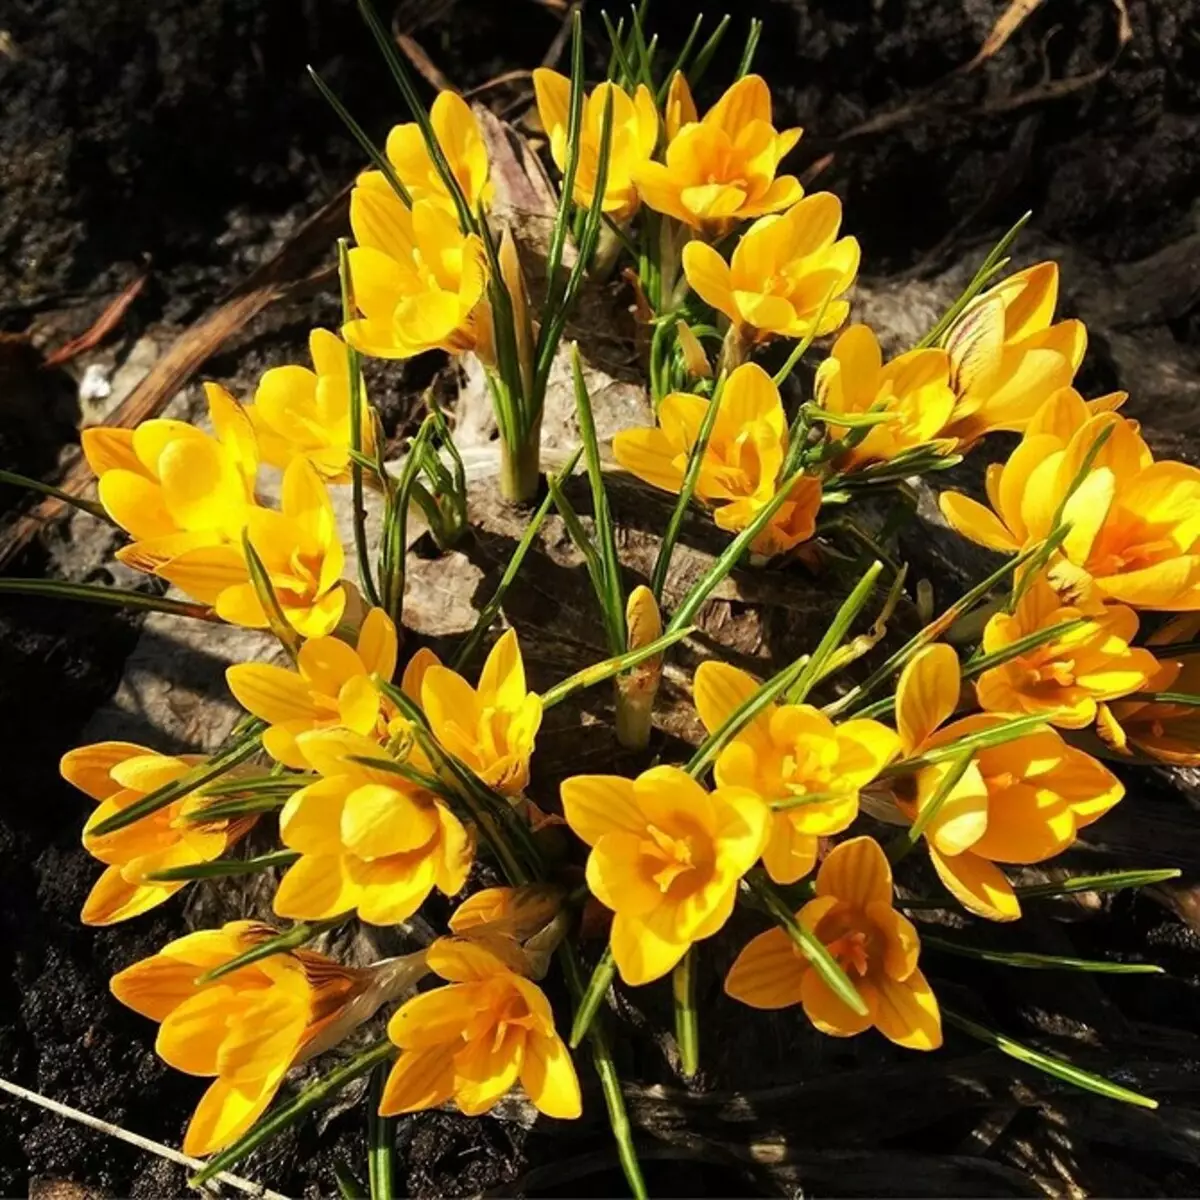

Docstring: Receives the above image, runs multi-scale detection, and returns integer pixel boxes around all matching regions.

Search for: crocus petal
[869,968,942,1050]
[682,240,736,320]
[225,663,319,725]
[814,835,893,908]
[938,492,1020,553]
[357,607,399,681]
[724,926,806,1009]
[559,775,645,845]
[379,1048,456,1116]
[520,1034,582,1119]
[895,644,961,753]
[929,847,1020,922]
[610,910,688,986]
[183,1065,289,1157]
[800,967,873,1038]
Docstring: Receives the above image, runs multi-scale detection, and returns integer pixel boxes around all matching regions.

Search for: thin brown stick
[43,271,149,368]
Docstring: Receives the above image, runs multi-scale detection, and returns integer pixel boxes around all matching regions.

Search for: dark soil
[2,0,1200,1196]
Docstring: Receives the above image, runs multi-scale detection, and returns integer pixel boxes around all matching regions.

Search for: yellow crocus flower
[62,742,254,926]
[111,921,369,1155]
[941,398,1200,611]
[975,574,1158,729]
[343,178,488,360]
[560,765,770,985]
[612,361,822,558]
[82,382,257,575]
[893,645,1123,921]
[248,328,376,481]
[157,456,347,637]
[381,90,491,212]
[725,836,942,1050]
[380,934,580,1119]
[693,662,898,884]
[814,324,957,469]
[682,193,859,343]
[533,71,659,222]
[226,607,398,767]
[275,727,474,925]
[633,73,802,235]
[941,262,1087,442]
[419,629,543,798]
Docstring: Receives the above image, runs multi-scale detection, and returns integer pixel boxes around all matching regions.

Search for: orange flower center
[815,908,881,979]
[643,823,701,894]
[1018,646,1077,692]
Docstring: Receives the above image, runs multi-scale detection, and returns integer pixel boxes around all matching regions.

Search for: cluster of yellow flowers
[40,14,1186,1191]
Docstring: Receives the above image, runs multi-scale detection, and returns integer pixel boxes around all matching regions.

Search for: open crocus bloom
[419,629,543,798]
[158,457,345,637]
[633,73,802,235]
[682,193,859,342]
[725,836,942,1050]
[226,607,398,767]
[111,921,368,1155]
[83,382,258,576]
[63,742,254,925]
[343,179,488,360]
[693,661,898,884]
[248,328,375,482]
[893,644,1124,921]
[382,90,492,213]
[612,361,822,558]
[941,262,1088,442]
[976,574,1158,728]
[381,934,580,1119]
[274,728,473,926]
[941,401,1200,611]
[814,323,957,469]
[533,71,659,222]
[560,765,769,985]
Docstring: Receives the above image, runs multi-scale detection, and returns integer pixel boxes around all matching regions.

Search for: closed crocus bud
[675,320,713,380]
[615,585,663,750]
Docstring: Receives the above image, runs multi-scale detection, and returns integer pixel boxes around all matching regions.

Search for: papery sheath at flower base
[274,727,474,925]
[343,177,489,360]
[560,765,770,985]
[62,743,255,925]
[83,382,258,576]
[226,606,399,768]
[382,90,492,212]
[892,644,1124,921]
[612,361,822,559]
[694,661,898,883]
[111,921,370,1154]
[380,935,581,1119]
[533,71,659,222]
[634,73,802,236]
[682,193,859,344]
[248,328,376,482]
[940,397,1200,611]
[975,573,1158,728]
[941,262,1088,443]
[814,323,957,469]
[418,629,542,798]
[725,836,942,1050]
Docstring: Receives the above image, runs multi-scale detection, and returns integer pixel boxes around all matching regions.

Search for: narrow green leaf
[673,949,700,1078]
[882,713,1051,778]
[345,754,456,802]
[942,1008,1158,1109]
[802,405,899,428]
[656,13,705,103]
[338,237,383,608]
[569,944,617,1048]
[601,11,639,90]
[185,793,291,822]
[242,530,301,661]
[308,68,412,208]
[889,747,976,862]
[189,1040,396,1186]
[0,578,220,621]
[686,14,731,86]
[197,917,346,985]
[746,872,868,1016]
[0,468,112,522]
[572,346,626,652]
[666,467,814,635]
[650,371,726,602]
[90,726,265,837]
[356,0,476,233]
[1128,691,1200,708]
[453,449,583,671]
[735,18,763,79]
[539,625,694,709]
[145,849,299,883]
[334,1162,368,1200]
[367,1063,396,1200]
[1016,868,1181,900]
[913,211,1032,350]
[923,935,1162,974]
